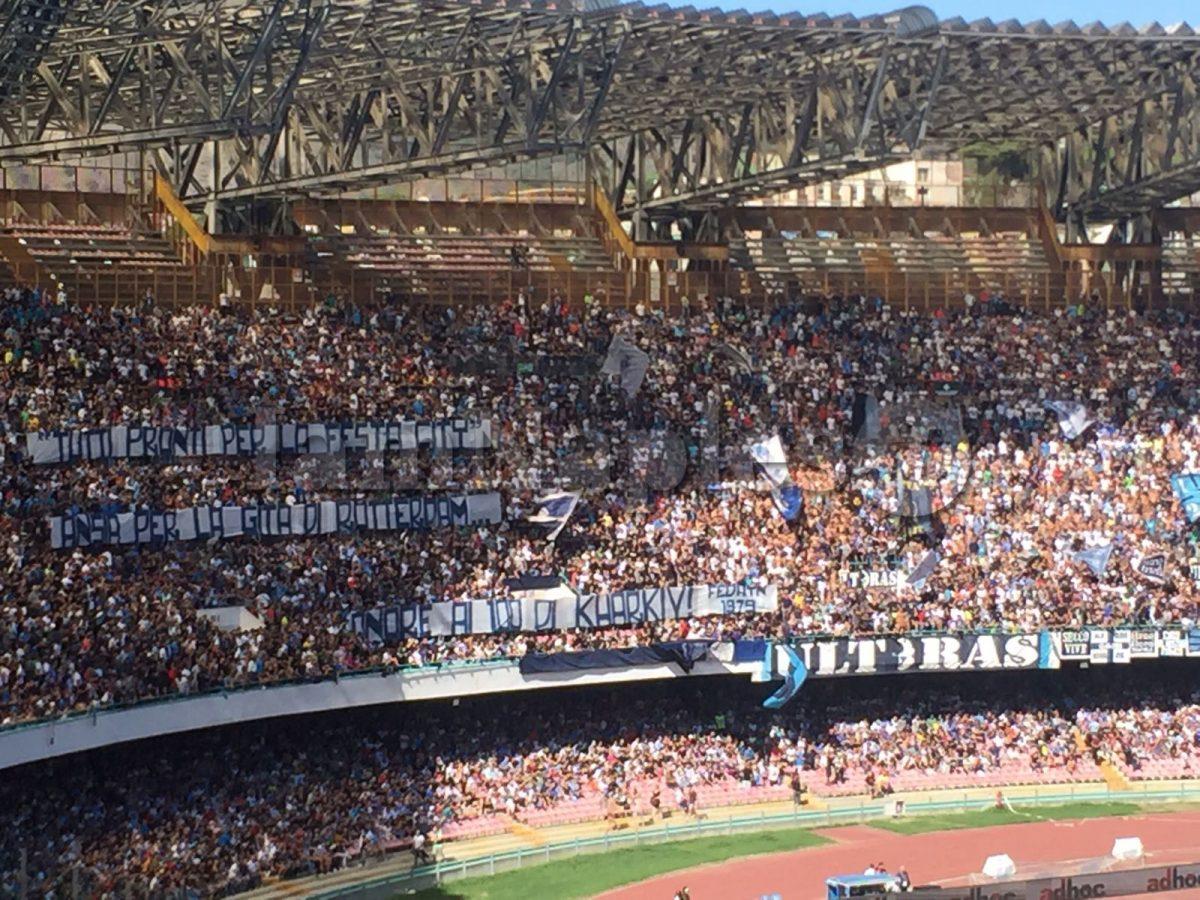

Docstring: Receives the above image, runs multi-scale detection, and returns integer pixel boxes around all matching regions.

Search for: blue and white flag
[771,484,803,521]
[1133,553,1167,585]
[1171,473,1200,524]
[749,435,803,521]
[749,435,789,487]
[527,491,580,541]
[601,334,650,397]
[1073,543,1113,577]
[1037,631,1060,670]
[1045,400,1094,440]
[906,548,942,589]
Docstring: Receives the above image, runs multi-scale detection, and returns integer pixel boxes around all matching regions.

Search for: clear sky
[728,0,1194,27]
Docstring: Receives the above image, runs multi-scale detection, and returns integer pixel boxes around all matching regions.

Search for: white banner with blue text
[348,583,778,641]
[26,419,493,465]
[49,493,502,550]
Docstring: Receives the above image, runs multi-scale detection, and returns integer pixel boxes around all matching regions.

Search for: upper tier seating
[5,222,187,269]
[1,221,207,303]
[729,232,1055,304]
[1162,234,1200,296]
[312,228,620,303]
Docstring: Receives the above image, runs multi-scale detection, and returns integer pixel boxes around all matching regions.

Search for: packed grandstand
[1,283,1199,895]
[2,0,1200,897]
[1,290,1198,721]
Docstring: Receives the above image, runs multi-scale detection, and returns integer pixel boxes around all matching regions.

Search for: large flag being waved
[749,435,803,521]
[1171,473,1200,523]
[750,435,790,488]
[1133,553,1167,585]
[601,334,650,396]
[527,491,581,541]
[1044,400,1094,440]
[1073,543,1113,577]
[906,548,942,589]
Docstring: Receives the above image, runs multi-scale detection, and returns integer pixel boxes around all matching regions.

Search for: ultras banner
[780,632,1042,678]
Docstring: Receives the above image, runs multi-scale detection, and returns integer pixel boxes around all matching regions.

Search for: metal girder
[1,1,1200,221]
[0,0,328,197]
[0,0,74,105]
[195,10,630,199]
[1038,70,1200,226]
[595,41,946,219]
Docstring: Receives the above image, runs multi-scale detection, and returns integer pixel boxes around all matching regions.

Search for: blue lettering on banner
[133,509,153,544]
[126,427,146,459]
[381,607,400,643]
[27,419,493,465]
[489,599,522,633]
[401,606,429,639]
[170,428,190,459]
[339,583,773,640]
[574,595,596,630]
[302,504,321,535]
[447,495,468,526]
[666,587,692,619]
[450,602,473,635]
[534,599,558,631]
[358,609,384,644]
[335,500,355,534]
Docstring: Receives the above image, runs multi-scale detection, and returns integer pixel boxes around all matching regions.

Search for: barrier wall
[0,655,759,770]
[6,625,1200,769]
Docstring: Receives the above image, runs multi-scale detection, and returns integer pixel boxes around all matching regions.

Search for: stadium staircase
[1099,762,1133,792]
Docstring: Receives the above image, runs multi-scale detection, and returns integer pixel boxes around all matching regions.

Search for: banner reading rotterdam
[26,419,493,465]
[49,493,502,550]
[348,584,778,640]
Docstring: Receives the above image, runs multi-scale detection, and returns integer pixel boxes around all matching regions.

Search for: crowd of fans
[1,285,1199,722]
[3,669,1198,897]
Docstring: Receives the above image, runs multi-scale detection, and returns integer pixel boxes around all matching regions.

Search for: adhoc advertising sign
[898,863,1200,900]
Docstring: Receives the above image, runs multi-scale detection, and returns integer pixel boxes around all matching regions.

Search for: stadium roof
[0,0,1196,223]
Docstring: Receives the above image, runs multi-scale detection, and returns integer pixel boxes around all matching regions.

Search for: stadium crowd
[3,671,1198,897]
[1,286,1199,722]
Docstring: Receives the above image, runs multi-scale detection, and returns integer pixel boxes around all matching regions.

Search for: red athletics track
[597,810,1200,900]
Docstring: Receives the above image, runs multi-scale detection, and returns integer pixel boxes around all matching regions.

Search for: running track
[597,810,1200,900]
